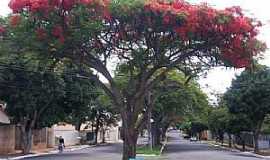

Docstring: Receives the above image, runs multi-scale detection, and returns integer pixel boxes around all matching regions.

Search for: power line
[0,63,104,94]
[0,62,82,77]
[0,83,103,95]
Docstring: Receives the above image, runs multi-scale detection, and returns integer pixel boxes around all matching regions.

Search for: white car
[190,137,198,142]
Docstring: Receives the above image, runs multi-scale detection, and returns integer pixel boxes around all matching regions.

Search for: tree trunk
[228,134,232,148]
[122,126,138,160]
[121,110,139,160]
[242,141,246,151]
[155,128,162,146]
[219,132,224,145]
[75,120,82,131]
[253,121,263,153]
[161,124,170,141]
[140,130,144,137]
[241,136,246,152]
[94,117,101,144]
[102,127,106,143]
[20,125,32,154]
[253,131,260,153]
[152,123,161,146]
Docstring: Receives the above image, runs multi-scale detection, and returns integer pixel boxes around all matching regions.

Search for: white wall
[54,130,80,146]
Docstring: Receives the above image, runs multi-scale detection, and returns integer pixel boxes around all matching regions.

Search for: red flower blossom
[158,3,170,11]
[58,35,65,44]
[230,17,252,33]
[103,9,112,21]
[7,0,263,69]
[163,14,171,25]
[62,0,76,10]
[232,35,243,49]
[174,27,188,40]
[172,0,185,10]
[36,28,47,40]
[52,25,63,37]
[102,0,110,6]
[9,0,30,13]
[0,26,5,34]
[10,15,21,27]
[234,58,250,68]
[80,0,93,5]
[50,0,61,6]
[52,25,65,44]
[29,0,49,12]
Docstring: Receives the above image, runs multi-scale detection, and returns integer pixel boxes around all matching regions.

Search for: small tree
[224,65,270,153]
[0,55,65,154]
[152,71,209,143]
[208,107,231,144]
[90,93,119,144]
[61,62,99,131]
[190,122,208,139]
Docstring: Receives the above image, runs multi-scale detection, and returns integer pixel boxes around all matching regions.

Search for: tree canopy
[224,65,270,152]
[0,54,65,153]
[5,0,265,68]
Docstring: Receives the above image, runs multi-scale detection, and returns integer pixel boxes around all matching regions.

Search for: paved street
[21,143,122,160]
[21,130,266,160]
[163,130,264,160]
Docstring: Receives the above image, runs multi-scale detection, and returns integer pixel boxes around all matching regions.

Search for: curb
[0,145,93,160]
[207,142,240,152]
[207,142,270,159]
[241,152,270,159]
[136,135,168,157]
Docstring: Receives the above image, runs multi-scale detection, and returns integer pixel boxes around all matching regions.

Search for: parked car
[183,135,190,139]
[190,137,198,142]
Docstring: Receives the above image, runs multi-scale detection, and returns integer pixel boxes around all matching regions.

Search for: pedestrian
[58,136,65,153]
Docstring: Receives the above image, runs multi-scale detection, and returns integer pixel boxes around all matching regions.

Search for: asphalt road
[21,143,122,160]
[164,130,265,160]
[21,130,267,160]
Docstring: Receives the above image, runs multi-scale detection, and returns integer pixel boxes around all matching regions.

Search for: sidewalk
[206,141,270,159]
[0,145,91,160]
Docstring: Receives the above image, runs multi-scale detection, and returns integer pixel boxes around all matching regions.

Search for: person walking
[58,136,65,153]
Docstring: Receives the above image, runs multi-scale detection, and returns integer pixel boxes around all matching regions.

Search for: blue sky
[1,0,270,102]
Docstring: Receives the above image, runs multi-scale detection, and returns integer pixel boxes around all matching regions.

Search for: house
[0,104,10,124]
[0,104,54,154]
[53,122,121,146]
[53,123,81,146]
[0,104,15,154]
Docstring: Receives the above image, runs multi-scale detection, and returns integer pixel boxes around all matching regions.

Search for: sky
[188,0,270,102]
[0,0,270,102]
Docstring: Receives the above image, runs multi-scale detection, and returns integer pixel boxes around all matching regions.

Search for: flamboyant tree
[1,0,266,159]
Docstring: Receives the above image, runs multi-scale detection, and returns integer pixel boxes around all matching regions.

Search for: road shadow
[164,143,214,154]
[90,143,122,154]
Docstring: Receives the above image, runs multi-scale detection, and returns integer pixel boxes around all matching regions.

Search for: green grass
[136,145,162,156]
